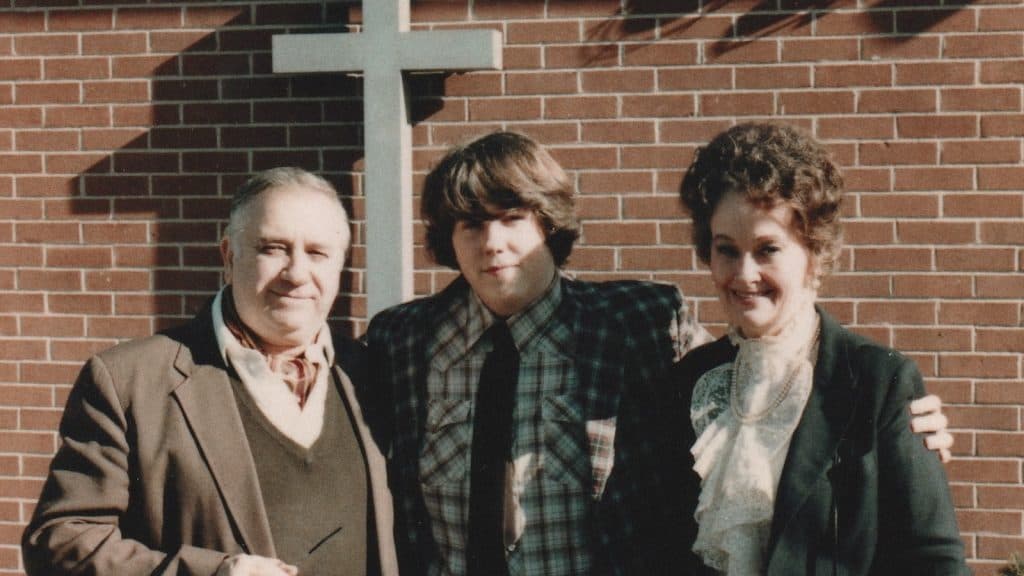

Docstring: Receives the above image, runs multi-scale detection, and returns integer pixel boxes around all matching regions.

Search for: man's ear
[220,236,234,284]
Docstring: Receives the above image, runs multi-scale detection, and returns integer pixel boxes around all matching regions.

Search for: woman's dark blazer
[658,307,969,576]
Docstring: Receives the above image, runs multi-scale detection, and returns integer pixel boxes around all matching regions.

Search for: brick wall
[1,0,1021,573]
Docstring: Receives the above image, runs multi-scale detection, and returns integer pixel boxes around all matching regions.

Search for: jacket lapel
[332,364,400,576]
[169,328,276,558]
[766,308,859,567]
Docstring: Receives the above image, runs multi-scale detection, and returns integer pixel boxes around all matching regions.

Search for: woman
[666,123,968,575]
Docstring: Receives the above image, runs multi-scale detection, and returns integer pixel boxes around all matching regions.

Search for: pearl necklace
[729,323,821,424]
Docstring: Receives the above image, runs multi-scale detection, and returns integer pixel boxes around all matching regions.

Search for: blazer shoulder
[567,278,682,316]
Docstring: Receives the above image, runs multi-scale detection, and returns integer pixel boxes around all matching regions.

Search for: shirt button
[506,543,517,553]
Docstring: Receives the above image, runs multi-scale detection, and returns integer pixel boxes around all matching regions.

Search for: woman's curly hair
[679,122,845,274]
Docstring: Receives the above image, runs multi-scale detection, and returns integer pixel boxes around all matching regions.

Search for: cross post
[272,1,502,318]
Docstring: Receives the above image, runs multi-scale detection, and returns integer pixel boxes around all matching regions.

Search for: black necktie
[467,320,519,576]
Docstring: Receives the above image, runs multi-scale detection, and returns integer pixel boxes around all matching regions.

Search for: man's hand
[216,554,299,576]
[910,394,953,463]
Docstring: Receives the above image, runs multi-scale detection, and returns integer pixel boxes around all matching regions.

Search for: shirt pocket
[419,398,473,487]
[542,394,600,494]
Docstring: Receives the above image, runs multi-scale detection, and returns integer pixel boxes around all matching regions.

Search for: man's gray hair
[225,167,349,239]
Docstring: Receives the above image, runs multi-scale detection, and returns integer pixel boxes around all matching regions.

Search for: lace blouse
[689,305,820,574]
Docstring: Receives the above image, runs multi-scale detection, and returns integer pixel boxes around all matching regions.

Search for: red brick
[658,67,732,91]
[855,247,932,271]
[0,12,44,32]
[945,193,1023,217]
[843,220,894,244]
[473,0,545,19]
[581,17,656,42]
[943,88,1020,112]
[115,7,183,29]
[859,141,937,165]
[16,82,79,104]
[582,222,657,245]
[977,275,1024,299]
[48,9,112,30]
[0,292,45,314]
[115,246,180,268]
[20,362,80,385]
[898,115,977,139]
[978,328,1024,353]
[815,10,884,35]
[18,269,81,291]
[896,62,974,86]
[468,97,541,121]
[819,274,891,298]
[181,53,250,77]
[0,338,46,361]
[660,119,733,144]
[620,247,693,270]
[410,1,469,21]
[863,36,941,60]
[948,461,1020,485]
[979,168,1024,192]
[858,301,936,325]
[978,486,1024,509]
[16,221,79,243]
[547,146,617,170]
[623,42,697,66]
[545,96,617,119]
[15,34,77,56]
[893,167,973,192]
[897,221,975,244]
[943,140,1020,165]
[0,478,47,499]
[977,380,1024,406]
[83,81,149,104]
[16,129,78,151]
[706,39,778,64]
[622,196,683,219]
[45,105,110,128]
[937,248,1016,272]
[151,30,217,53]
[782,38,859,62]
[700,93,774,116]
[581,69,654,93]
[981,222,1024,245]
[940,354,1018,379]
[0,58,40,80]
[21,316,85,338]
[506,71,577,95]
[503,46,542,69]
[46,246,112,269]
[547,0,619,17]
[575,197,618,220]
[115,294,184,316]
[976,433,1024,458]
[506,20,579,44]
[51,339,119,362]
[581,121,654,143]
[0,107,43,128]
[858,89,937,113]
[815,64,891,88]
[946,34,1024,59]
[578,171,653,195]
[894,327,972,352]
[621,145,693,169]
[779,90,855,115]
[621,94,695,118]
[88,317,152,339]
[48,293,112,315]
[0,198,43,219]
[980,60,1024,84]
[896,8,975,35]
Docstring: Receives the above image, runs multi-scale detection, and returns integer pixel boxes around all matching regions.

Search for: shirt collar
[467,271,563,353]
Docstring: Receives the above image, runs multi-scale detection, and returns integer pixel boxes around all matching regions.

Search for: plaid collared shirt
[423,276,599,575]
[367,275,710,576]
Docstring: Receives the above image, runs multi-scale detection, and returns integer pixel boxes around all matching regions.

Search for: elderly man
[23,168,397,576]
[366,131,953,576]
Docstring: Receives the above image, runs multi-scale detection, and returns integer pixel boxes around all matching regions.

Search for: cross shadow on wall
[36,1,444,339]
[582,0,979,65]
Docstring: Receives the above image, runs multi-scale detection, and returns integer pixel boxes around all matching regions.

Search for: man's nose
[281,252,311,283]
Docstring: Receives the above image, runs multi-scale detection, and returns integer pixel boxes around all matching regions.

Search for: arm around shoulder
[22,354,229,576]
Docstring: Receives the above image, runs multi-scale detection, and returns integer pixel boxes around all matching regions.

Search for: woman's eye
[758,244,781,256]
[714,244,738,258]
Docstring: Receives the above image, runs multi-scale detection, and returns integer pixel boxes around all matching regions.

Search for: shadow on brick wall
[26,1,447,337]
